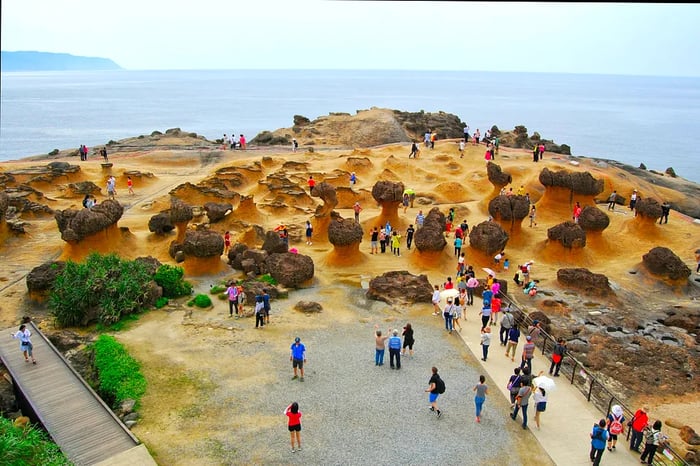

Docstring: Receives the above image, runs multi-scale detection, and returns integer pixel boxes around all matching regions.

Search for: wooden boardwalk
[0,322,155,466]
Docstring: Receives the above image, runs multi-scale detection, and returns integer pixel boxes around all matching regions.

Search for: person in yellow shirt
[517,185,525,196]
[391,230,402,256]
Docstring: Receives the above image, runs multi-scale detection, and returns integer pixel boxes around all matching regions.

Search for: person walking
[415,210,425,229]
[353,202,362,223]
[443,298,455,334]
[607,190,618,211]
[466,275,478,305]
[640,420,665,465]
[12,324,36,364]
[388,329,402,369]
[307,175,315,194]
[478,305,492,331]
[499,307,514,346]
[521,335,535,372]
[426,366,443,418]
[379,229,387,254]
[284,402,302,453]
[606,404,626,452]
[408,141,419,158]
[370,227,379,254]
[507,367,522,405]
[549,338,567,376]
[290,337,306,382]
[391,230,402,257]
[452,296,463,332]
[511,379,531,429]
[533,386,547,429]
[223,231,231,255]
[505,324,521,362]
[226,281,239,317]
[254,293,265,328]
[350,172,357,184]
[473,375,488,423]
[454,236,462,257]
[480,327,491,361]
[406,224,415,250]
[402,323,415,357]
[305,220,313,245]
[262,289,271,325]
[529,204,537,227]
[660,201,671,224]
[629,406,650,452]
[374,325,389,366]
[590,419,610,465]
[431,285,441,316]
[106,175,117,199]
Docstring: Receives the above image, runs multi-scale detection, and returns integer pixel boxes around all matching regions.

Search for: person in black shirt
[406,224,415,249]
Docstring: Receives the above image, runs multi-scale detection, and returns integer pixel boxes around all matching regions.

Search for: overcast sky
[3,1,700,76]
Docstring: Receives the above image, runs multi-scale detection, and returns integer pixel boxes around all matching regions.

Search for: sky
[2,1,700,77]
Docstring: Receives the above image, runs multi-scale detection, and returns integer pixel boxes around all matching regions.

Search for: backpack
[436,376,445,394]
[609,416,624,435]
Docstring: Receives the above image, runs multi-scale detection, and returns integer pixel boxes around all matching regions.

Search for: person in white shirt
[12,324,36,364]
[431,285,441,315]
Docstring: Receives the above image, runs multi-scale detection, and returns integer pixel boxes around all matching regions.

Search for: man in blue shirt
[290,337,306,382]
[262,289,271,325]
[388,330,402,370]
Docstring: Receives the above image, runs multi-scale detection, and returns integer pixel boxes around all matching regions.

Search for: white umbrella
[533,375,557,392]
[482,267,497,277]
[439,289,459,307]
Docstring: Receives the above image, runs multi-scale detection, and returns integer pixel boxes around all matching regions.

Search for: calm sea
[1,70,699,183]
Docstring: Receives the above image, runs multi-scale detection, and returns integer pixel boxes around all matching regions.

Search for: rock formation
[538,167,604,212]
[26,261,66,295]
[578,206,610,232]
[54,200,124,243]
[326,213,364,264]
[468,221,509,255]
[311,182,338,218]
[367,271,433,304]
[148,212,175,234]
[547,221,586,248]
[634,197,663,223]
[0,191,8,222]
[486,162,512,192]
[488,195,530,232]
[170,198,193,242]
[265,252,314,288]
[294,301,323,313]
[642,247,691,281]
[262,230,289,254]
[181,229,224,257]
[371,180,404,228]
[203,202,232,223]
[557,268,613,296]
[414,208,447,252]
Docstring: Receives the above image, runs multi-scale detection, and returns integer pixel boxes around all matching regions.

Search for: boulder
[578,206,610,231]
[468,221,509,255]
[134,256,162,275]
[294,301,323,313]
[170,198,194,224]
[26,261,66,292]
[680,426,700,446]
[372,180,404,203]
[228,243,249,269]
[557,268,613,296]
[635,197,663,220]
[203,202,233,223]
[642,247,691,280]
[0,191,8,221]
[67,181,100,195]
[539,167,604,195]
[241,258,258,275]
[486,162,512,187]
[182,229,224,257]
[367,271,433,304]
[414,207,447,252]
[262,230,289,254]
[148,212,175,234]
[54,200,124,242]
[328,216,363,246]
[547,221,586,248]
[488,195,529,221]
[265,253,314,288]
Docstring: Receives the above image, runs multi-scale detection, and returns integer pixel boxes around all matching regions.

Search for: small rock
[125,420,137,428]
[123,412,139,422]
[294,301,323,313]
[120,399,136,414]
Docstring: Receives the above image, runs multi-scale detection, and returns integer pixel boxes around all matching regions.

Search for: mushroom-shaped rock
[170,198,194,224]
[203,202,232,223]
[27,261,66,293]
[557,268,613,296]
[468,221,509,255]
[371,180,405,223]
[328,216,363,246]
[488,195,530,231]
[0,191,8,221]
[265,252,314,288]
[634,198,663,221]
[262,230,289,254]
[414,207,447,252]
[68,181,101,196]
[311,182,338,218]
[148,212,175,234]
[227,243,250,270]
[54,200,124,242]
[182,229,224,257]
[486,162,512,188]
[547,221,586,248]
[367,271,433,304]
[578,206,610,232]
[539,168,604,195]
[642,247,691,281]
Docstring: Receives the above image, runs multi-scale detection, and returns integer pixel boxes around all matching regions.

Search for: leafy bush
[0,417,70,466]
[96,313,140,332]
[154,264,192,298]
[188,294,212,308]
[92,335,146,409]
[49,253,153,327]
[258,274,278,286]
[155,297,169,309]
[210,285,226,295]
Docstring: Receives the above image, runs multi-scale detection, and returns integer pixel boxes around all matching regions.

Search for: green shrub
[0,417,71,466]
[92,335,146,409]
[96,313,140,332]
[154,264,192,298]
[155,297,169,309]
[210,285,226,295]
[188,294,212,308]
[49,253,153,327]
[258,274,278,286]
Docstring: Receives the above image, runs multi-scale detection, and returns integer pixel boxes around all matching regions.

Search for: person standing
[292,138,298,152]
[431,285,441,316]
[463,123,470,142]
[660,201,671,224]
[549,338,567,376]
[370,227,379,254]
[100,147,108,162]
[305,220,313,245]
[606,404,626,452]
[254,293,265,328]
[406,224,415,250]
[538,143,545,160]
[374,325,389,366]
[521,335,535,372]
[388,329,402,369]
[511,379,532,429]
[402,193,410,213]
[478,305,492,331]
[443,298,455,334]
[126,176,134,195]
[473,375,488,423]
[290,337,306,381]
[532,143,539,162]
[106,176,117,199]
[262,289,271,325]
[529,205,537,227]
[401,323,414,357]
[284,402,302,453]
[499,307,515,346]
[480,327,491,361]
[505,324,521,362]
[12,324,36,364]
[629,406,650,452]
[533,386,547,429]
[391,230,402,257]
[629,189,638,210]
[424,129,431,148]
[307,175,315,194]
[426,366,443,418]
[409,141,419,158]
[454,236,462,257]
[226,281,239,317]
[379,229,387,254]
[353,202,362,223]
[590,419,610,465]
[607,190,618,211]
[640,420,665,465]
[474,129,481,145]
[239,134,246,150]
[573,201,582,223]
[350,172,357,184]
[459,139,465,158]
[466,275,479,306]
[415,210,425,229]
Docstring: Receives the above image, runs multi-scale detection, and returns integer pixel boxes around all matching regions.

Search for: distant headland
[0,51,121,71]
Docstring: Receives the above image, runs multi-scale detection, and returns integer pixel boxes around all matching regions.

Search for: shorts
[403,340,414,350]
[371,241,378,248]
[429,393,439,403]
[608,433,618,441]
[292,358,304,369]
[288,424,301,432]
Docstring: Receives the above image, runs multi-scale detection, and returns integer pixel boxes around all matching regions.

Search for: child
[503,258,510,271]
[305,220,313,245]
[445,218,452,237]
[284,402,302,453]
[459,139,465,158]
[350,172,357,185]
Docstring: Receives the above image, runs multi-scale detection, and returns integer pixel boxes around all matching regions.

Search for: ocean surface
[1,70,699,183]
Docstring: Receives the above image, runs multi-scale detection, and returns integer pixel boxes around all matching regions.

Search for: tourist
[505,324,521,362]
[100,147,108,162]
[538,142,545,160]
[290,337,306,381]
[629,406,650,452]
[573,201,582,223]
[452,295,463,332]
[401,323,414,357]
[533,386,547,429]
[480,327,491,361]
[459,139,465,158]
[402,193,410,213]
[292,138,298,152]
[125,176,134,195]
[474,129,481,145]
[237,285,246,315]
[590,419,609,466]
[353,202,362,223]
[424,129,431,148]
[510,378,531,429]
[606,404,626,452]
[384,221,392,237]
[460,219,469,234]
[274,223,289,249]
[409,141,419,158]
[307,175,315,194]
[630,189,638,210]
[379,228,387,253]
[473,375,488,423]
[82,194,91,208]
[529,205,537,227]
[239,134,246,150]
[12,324,36,364]
[305,221,313,245]
[660,201,671,224]
[463,124,470,142]
[284,402,302,453]
[640,420,665,465]
[374,325,389,366]
[350,172,356,184]
[457,280,467,307]
[478,305,492,331]
[425,366,443,418]
[466,275,479,305]
[262,289,271,325]
[106,175,117,199]
[445,217,452,237]
[230,134,236,149]
[527,320,542,342]
[482,283,493,307]
[454,236,462,257]
[430,131,437,149]
[223,231,231,255]
[443,298,455,334]
[696,250,700,274]
[406,224,415,250]
[532,143,539,162]
[521,335,535,372]
[254,293,265,328]
[517,185,525,196]
[607,190,618,210]
[549,338,567,376]
[225,281,239,317]
[391,230,401,257]
[457,252,466,275]
[431,285,442,316]
[370,227,379,254]
[503,257,510,272]
[388,329,402,369]
[507,367,522,404]
[490,294,501,326]
[443,276,454,290]
[415,210,425,229]
[499,306,515,346]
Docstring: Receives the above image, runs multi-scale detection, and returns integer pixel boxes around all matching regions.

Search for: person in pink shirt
[239,134,246,150]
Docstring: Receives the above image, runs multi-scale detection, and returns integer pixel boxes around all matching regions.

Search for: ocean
[1,69,699,183]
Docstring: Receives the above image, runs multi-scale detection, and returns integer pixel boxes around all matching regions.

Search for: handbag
[552,353,562,364]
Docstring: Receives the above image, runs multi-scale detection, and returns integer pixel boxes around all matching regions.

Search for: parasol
[439,289,459,307]
[533,375,557,392]
[482,267,497,277]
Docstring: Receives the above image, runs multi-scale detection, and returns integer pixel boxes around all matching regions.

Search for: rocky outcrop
[539,168,604,196]
[547,221,586,248]
[262,230,289,254]
[170,198,194,224]
[642,247,691,281]
[265,252,314,288]
[311,182,338,218]
[181,229,224,257]
[148,212,175,234]
[468,221,509,255]
[227,243,250,270]
[371,180,405,226]
[488,195,529,230]
[414,207,447,252]
[0,191,8,221]
[366,271,433,304]
[54,200,124,242]
[578,206,610,232]
[203,202,232,223]
[557,268,613,296]
[634,197,663,221]
[134,256,162,275]
[294,301,323,313]
[486,162,512,188]
[67,181,101,196]
[26,261,66,292]
[328,216,363,246]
